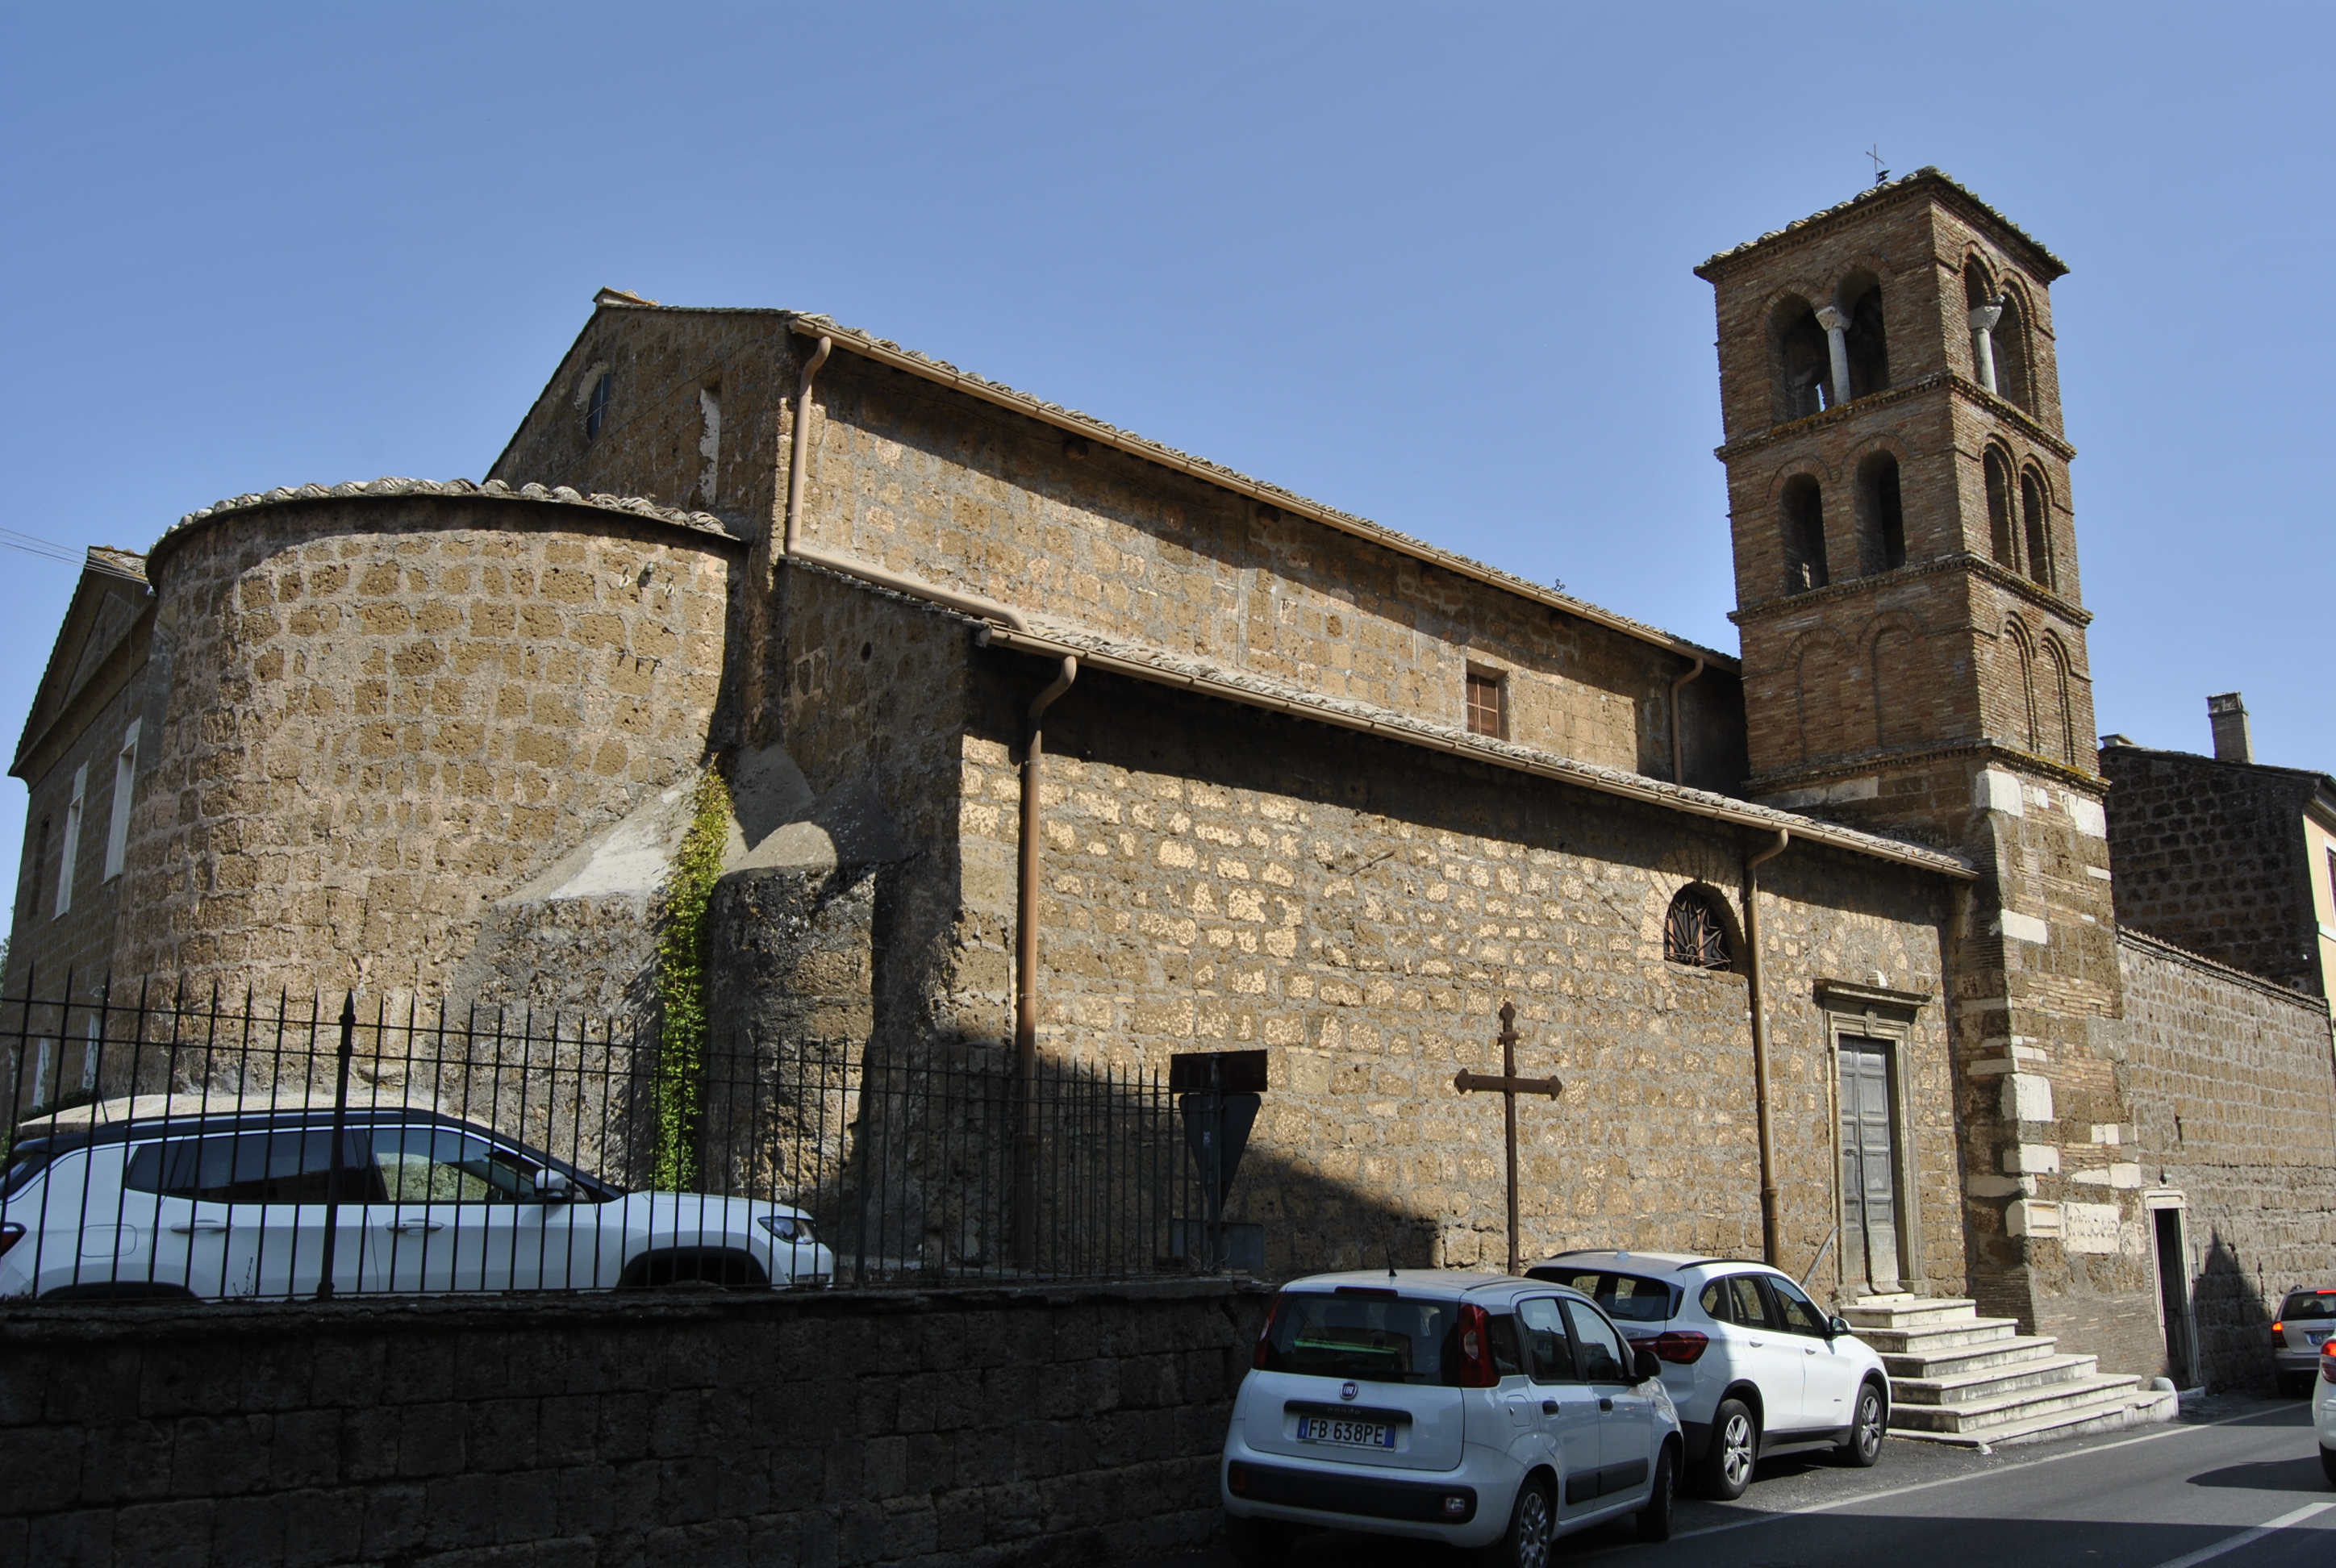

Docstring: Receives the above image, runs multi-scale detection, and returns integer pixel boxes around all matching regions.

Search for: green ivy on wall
[652,766,732,1191]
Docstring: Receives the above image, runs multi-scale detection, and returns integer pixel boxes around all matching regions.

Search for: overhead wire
[0,528,87,567]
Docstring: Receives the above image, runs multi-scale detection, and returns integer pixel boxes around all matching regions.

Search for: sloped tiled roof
[148,477,740,570]
[1696,166,2068,281]
[568,297,1737,669]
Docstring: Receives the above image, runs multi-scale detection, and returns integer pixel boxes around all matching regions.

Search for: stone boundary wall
[0,1278,1270,1568]
[2105,929,2336,1391]
[2099,745,2322,995]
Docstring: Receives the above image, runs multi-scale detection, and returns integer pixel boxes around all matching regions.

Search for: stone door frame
[1816,978,1934,1300]
[2142,1186,2200,1391]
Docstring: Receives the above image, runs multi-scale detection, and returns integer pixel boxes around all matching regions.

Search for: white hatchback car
[1527,1251,1890,1499]
[1220,1270,1684,1565]
[0,1100,834,1299]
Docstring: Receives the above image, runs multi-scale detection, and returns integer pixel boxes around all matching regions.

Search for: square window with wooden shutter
[1466,670,1505,738]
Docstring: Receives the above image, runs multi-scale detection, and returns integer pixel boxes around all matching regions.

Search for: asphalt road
[1137,1395,2334,1567]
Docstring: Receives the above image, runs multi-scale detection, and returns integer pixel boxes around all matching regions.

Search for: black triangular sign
[1181,1092,1262,1196]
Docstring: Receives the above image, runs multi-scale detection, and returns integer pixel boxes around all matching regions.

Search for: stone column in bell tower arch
[1815,305,1854,409]
[1967,298,2004,394]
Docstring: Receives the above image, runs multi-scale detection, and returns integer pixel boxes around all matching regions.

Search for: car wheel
[2321,1446,2336,1487]
[1636,1440,1678,1541]
[1480,1476,1554,1568]
[1695,1397,1758,1500]
[1224,1513,1288,1567]
[1837,1380,1886,1467]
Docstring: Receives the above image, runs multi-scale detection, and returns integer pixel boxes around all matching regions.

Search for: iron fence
[0,979,1208,1302]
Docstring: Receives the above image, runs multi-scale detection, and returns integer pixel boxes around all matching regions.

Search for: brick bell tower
[1699,171,2163,1374]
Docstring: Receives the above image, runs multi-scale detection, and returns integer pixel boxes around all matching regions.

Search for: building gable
[11,549,153,786]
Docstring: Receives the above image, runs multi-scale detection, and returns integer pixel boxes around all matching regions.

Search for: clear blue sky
[2,2,2329,907]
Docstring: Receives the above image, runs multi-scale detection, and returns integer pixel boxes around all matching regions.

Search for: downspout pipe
[1669,657,1705,786]
[1014,656,1079,1266]
[1744,828,1791,1266]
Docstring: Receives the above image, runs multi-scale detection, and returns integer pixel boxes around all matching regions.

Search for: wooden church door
[1838,1038,1903,1291]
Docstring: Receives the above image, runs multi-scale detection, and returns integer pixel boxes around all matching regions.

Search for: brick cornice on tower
[1715,371,2079,465]
[1729,551,2095,628]
[1747,739,2110,803]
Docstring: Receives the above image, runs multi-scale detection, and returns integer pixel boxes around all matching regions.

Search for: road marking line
[1653,1407,2284,1545]
[2146,1501,2334,1568]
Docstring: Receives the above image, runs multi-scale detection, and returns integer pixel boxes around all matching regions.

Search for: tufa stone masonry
[10,173,2334,1399]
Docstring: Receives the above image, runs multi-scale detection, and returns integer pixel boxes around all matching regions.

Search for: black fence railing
[0,982,1206,1302]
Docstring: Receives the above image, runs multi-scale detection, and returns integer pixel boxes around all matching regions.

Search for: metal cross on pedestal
[1454,1000,1562,1275]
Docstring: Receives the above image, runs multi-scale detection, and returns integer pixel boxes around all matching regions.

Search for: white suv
[1220,1270,1684,1564]
[1526,1251,1889,1499]
[0,1100,834,1299]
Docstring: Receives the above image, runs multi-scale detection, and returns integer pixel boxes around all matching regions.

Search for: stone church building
[10,171,2334,1414]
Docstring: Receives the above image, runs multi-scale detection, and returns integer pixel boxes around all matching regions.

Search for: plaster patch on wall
[698,387,722,507]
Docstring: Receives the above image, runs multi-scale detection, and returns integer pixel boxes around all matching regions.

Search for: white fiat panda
[1220,1270,1683,1565]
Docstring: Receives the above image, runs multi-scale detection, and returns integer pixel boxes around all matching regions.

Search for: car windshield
[2281,1291,2336,1321]
[1535,1270,1677,1324]
[1259,1290,1461,1385]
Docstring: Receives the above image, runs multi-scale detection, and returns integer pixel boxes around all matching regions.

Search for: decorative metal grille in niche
[1664,889,1733,970]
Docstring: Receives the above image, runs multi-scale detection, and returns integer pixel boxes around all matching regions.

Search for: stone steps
[1889,1352,2101,1407]
[1842,1296,1981,1330]
[1888,1372,2162,1434]
[1858,1317,2026,1355]
[1845,1292,2179,1449]
[1880,1334,2061,1379]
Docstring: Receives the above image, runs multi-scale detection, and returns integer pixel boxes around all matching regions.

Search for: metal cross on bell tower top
[1454,1000,1562,1274]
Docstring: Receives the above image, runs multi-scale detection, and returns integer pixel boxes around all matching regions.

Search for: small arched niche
[1781,473,1829,593]
[1664,885,1738,972]
[1772,296,1832,422]
[1841,272,1891,398]
[2020,468,2054,590]
[1856,450,1907,573]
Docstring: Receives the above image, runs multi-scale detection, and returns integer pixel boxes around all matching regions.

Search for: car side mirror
[1633,1346,1662,1381]
[532,1170,573,1203]
[1828,1316,1852,1339]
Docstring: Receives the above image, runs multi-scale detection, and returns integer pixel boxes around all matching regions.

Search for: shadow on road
[2188,1456,2328,1493]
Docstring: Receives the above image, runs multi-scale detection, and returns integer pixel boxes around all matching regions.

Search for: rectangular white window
[31,1038,53,1109]
[81,1016,100,1091]
[103,719,140,881]
[56,763,86,917]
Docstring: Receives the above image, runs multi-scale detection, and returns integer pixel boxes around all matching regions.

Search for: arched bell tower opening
[1855,450,1907,573]
[1773,297,1834,420]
